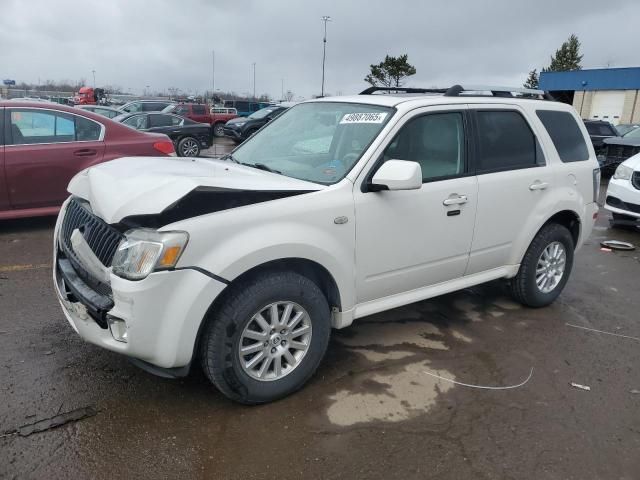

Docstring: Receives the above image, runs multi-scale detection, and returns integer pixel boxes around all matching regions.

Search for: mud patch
[326,361,454,426]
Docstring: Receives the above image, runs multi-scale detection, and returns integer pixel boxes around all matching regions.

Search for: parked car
[583,119,618,156]
[77,105,122,119]
[615,123,640,136]
[0,101,175,220]
[223,100,272,117]
[53,85,599,404]
[223,105,287,143]
[604,153,640,227]
[599,127,640,174]
[113,112,212,157]
[162,103,238,137]
[118,100,174,114]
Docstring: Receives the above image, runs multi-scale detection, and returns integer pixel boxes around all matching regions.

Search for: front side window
[123,102,142,113]
[537,110,589,162]
[233,102,393,185]
[192,105,206,115]
[8,109,78,145]
[123,114,147,130]
[476,110,537,172]
[382,112,465,181]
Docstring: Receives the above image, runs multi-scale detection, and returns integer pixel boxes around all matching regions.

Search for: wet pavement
[1,187,639,479]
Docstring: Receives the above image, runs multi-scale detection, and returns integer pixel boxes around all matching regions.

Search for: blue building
[539,67,640,125]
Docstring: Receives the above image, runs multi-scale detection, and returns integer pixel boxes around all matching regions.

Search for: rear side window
[149,114,173,127]
[537,111,590,162]
[475,110,537,172]
[76,116,102,141]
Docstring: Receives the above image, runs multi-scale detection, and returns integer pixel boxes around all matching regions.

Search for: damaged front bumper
[53,202,227,372]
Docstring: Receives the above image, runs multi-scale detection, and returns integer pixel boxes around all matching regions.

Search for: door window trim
[4,107,105,147]
[361,108,473,192]
[469,108,544,175]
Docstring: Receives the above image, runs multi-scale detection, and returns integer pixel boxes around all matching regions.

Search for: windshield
[232,102,393,185]
[248,107,278,119]
[623,127,640,139]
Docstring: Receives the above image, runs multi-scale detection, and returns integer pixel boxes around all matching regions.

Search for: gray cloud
[1,0,638,99]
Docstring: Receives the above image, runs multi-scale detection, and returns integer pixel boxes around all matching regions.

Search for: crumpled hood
[68,156,324,224]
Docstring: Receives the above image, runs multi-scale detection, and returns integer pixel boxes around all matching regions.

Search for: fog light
[107,315,128,343]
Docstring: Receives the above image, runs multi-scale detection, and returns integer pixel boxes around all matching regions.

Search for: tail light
[153,140,176,156]
[592,168,601,203]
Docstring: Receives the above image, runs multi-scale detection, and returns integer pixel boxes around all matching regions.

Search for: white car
[604,154,640,224]
[53,85,600,404]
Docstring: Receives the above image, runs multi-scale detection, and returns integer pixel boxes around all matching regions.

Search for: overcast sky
[1,0,639,99]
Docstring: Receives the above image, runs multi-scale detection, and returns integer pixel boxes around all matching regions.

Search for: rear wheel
[177,137,200,157]
[510,223,574,308]
[213,123,225,137]
[200,271,331,404]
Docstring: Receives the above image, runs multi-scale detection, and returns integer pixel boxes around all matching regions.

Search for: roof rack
[360,84,555,100]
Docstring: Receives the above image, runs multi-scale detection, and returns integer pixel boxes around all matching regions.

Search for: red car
[0,101,175,220]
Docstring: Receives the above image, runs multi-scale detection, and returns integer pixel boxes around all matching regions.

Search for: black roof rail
[359,84,555,101]
[359,86,449,95]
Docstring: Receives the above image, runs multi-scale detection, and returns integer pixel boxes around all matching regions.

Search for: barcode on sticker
[340,112,388,124]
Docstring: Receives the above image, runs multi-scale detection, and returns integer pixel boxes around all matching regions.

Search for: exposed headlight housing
[613,164,633,181]
[112,229,189,280]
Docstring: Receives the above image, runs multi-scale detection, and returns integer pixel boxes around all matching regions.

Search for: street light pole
[320,15,331,97]
[92,70,96,87]
[252,62,256,99]
[212,50,215,99]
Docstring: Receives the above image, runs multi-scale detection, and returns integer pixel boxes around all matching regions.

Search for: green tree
[543,34,583,72]
[523,69,539,89]
[364,54,417,88]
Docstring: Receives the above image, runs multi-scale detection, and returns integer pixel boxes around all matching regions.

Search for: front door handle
[74,149,97,157]
[443,194,468,206]
[529,181,549,191]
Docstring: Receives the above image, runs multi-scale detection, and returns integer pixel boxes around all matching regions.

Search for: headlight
[233,122,246,127]
[112,229,189,280]
[613,164,633,181]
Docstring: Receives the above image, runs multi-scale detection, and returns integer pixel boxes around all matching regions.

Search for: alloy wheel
[536,241,566,293]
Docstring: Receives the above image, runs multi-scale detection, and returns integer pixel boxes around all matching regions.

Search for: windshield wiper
[248,163,282,174]
[220,153,239,163]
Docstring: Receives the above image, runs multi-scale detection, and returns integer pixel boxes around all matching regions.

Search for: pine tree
[364,54,417,88]
[543,34,583,72]
[523,69,539,89]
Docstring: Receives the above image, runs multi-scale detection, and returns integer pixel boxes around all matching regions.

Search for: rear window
[584,122,616,137]
[537,111,590,162]
[476,110,537,172]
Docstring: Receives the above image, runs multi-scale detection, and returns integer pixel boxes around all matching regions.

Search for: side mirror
[370,160,422,191]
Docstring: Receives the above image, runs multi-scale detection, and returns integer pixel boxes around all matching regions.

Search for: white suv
[53,85,600,403]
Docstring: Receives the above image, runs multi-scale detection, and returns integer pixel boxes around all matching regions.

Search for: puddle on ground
[350,349,415,362]
[337,322,447,350]
[326,361,454,426]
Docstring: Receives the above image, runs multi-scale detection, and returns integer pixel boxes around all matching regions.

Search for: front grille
[60,197,124,267]
[606,195,640,214]
[633,172,640,191]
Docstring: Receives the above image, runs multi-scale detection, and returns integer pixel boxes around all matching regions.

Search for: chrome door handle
[529,181,549,191]
[443,195,468,206]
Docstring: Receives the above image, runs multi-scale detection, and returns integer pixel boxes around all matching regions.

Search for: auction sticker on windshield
[340,112,388,124]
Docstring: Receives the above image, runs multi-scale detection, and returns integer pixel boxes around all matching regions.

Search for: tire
[200,271,331,404]
[213,123,225,137]
[509,223,574,308]
[177,137,200,157]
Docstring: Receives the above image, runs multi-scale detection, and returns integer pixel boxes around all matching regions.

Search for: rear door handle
[74,149,97,157]
[529,181,549,191]
[443,194,468,206]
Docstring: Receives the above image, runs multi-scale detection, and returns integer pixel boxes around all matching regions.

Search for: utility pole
[320,15,331,97]
[252,62,256,99]
[212,50,215,100]
[92,70,96,87]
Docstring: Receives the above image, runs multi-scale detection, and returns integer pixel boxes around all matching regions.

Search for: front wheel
[200,271,331,404]
[177,136,200,157]
[510,223,574,308]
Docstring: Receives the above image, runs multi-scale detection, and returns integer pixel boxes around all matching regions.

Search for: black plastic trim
[171,266,230,285]
[129,357,191,379]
